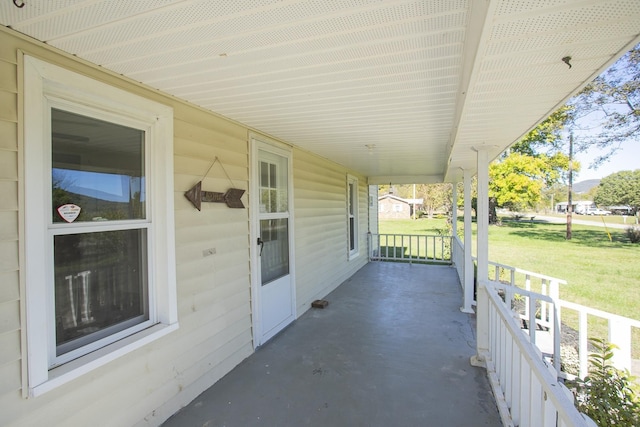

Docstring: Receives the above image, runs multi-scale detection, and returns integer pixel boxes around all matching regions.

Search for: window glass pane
[269,163,277,188]
[260,219,289,285]
[52,109,145,223]
[349,182,355,214]
[54,229,148,356]
[260,161,269,188]
[258,151,288,213]
[349,217,355,250]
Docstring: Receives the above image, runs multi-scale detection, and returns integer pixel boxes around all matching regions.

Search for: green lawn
[379,217,640,355]
[538,212,639,226]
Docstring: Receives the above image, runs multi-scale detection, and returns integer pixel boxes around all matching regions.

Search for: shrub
[626,226,640,243]
[571,338,640,426]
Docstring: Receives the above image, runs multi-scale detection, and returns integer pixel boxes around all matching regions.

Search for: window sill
[348,251,360,261]
[29,322,179,398]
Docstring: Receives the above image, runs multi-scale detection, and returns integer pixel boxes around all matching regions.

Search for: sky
[573,141,640,181]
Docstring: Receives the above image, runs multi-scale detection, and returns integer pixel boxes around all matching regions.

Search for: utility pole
[566,132,574,240]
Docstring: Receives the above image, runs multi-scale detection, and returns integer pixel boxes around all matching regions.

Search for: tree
[594,170,640,210]
[511,107,573,156]
[418,183,451,218]
[489,153,568,212]
[571,44,640,166]
[489,109,573,216]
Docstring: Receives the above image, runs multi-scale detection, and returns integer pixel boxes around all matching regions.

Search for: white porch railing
[477,280,595,427]
[451,235,464,290]
[477,259,640,380]
[556,300,640,379]
[368,233,451,264]
[372,232,638,425]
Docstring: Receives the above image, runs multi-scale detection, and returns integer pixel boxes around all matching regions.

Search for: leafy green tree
[489,109,573,214]
[571,44,640,166]
[511,107,573,156]
[489,153,569,211]
[594,170,640,210]
[418,183,451,218]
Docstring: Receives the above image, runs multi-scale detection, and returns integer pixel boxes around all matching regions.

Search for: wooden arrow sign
[185,181,245,210]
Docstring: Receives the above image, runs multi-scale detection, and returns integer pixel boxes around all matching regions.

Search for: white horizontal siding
[0,28,255,427]
[0,33,22,425]
[293,149,368,315]
[1,26,372,427]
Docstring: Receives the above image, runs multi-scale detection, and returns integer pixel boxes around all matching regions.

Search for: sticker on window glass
[57,204,81,223]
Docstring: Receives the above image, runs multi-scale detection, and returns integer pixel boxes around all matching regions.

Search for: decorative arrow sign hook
[185,181,245,210]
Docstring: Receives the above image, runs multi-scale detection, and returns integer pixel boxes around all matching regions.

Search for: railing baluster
[393,235,397,260]
[579,311,588,379]
[529,295,537,346]
[511,345,521,424]
[432,236,435,261]
[541,280,547,327]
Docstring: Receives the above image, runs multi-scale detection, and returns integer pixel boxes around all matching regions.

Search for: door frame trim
[249,133,296,348]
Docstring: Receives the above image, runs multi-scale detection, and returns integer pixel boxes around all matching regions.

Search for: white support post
[451,181,458,237]
[609,319,632,371]
[475,148,490,361]
[461,170,474,314]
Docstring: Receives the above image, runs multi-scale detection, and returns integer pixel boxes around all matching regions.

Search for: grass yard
[540,212,639,226]
[379,217,640,356]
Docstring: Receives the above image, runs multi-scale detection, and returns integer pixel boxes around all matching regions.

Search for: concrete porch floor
[163,262,501,427]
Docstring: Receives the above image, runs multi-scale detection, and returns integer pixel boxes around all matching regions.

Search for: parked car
[586,208,611,216]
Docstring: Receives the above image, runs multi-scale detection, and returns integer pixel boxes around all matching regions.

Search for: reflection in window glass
[259,153,288,213]
[51,109,145,223]
[348,176,359,257]
[54,229,148,356]
[260,219,289,285]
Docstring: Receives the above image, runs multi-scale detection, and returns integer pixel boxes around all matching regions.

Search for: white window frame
[22,55,178,396]
[347,174,359,260]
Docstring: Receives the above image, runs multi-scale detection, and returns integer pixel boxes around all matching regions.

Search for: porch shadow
[163,262,501,427]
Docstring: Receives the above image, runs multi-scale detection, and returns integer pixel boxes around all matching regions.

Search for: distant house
[555,200,594,214]
[378,194,423,219]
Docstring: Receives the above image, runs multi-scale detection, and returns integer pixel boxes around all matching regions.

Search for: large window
[51,108,150,365]
[347,175,359,259]
[24,56,177,395]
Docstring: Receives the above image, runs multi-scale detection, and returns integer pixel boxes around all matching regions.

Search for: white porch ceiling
[2,0,640,183]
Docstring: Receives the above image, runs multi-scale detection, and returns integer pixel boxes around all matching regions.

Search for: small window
[347,175,359,259]
[24,56,177,395]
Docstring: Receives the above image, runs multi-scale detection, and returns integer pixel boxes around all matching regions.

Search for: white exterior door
[251,137,295,346]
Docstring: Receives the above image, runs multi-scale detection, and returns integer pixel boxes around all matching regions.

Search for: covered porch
[2,2,640,426]
[163,262,501,427]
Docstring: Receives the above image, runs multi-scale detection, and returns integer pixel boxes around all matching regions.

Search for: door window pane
[54,229,148,356]
[260,219,289,285]
[347,176,359,257]
[52,108,145,223]
[259,152,288,213]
